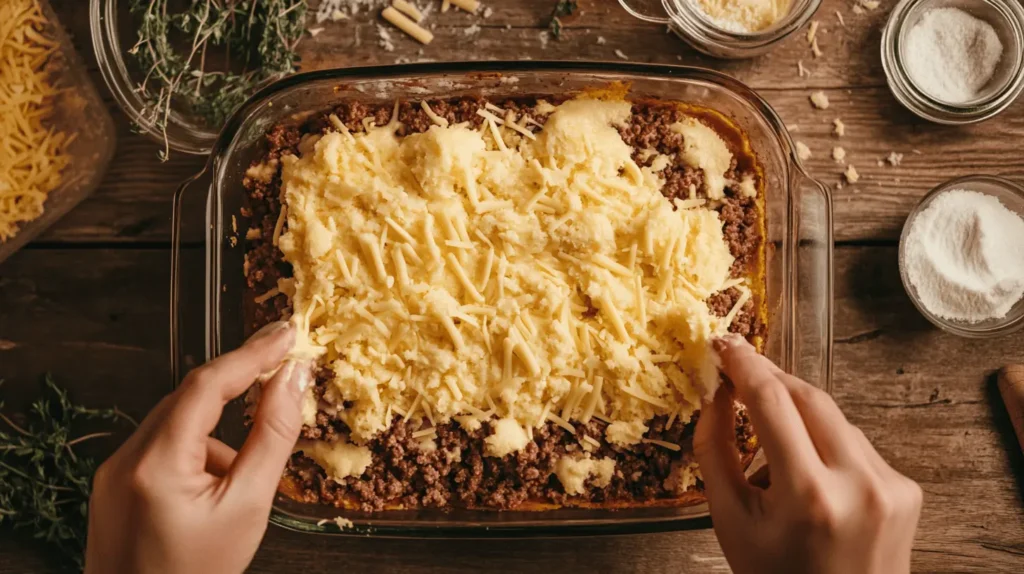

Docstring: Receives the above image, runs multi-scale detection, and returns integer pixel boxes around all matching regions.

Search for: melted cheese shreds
[484,417,529,458]
[669,118,733,200]
[554,455,616,495]
[277,97,743,452]
[295,438,372,481]
[0,0,71,241]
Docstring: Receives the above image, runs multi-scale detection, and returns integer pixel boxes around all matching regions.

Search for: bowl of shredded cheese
[0,0,116,263]
[618,0,822,59]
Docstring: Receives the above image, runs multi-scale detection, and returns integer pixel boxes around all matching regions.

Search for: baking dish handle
[170,170,207,388]
[791,169,835,394]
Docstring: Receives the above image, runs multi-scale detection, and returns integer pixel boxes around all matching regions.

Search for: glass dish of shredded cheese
[0,0,115,263]
[172,62,834,536]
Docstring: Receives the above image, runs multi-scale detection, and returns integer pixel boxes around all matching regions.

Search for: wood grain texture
[35,0,1024,244]
[2,247,1021,572]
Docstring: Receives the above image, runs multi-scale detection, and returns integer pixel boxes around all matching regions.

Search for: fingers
[713,335,823,478]
[167,322,296,447]
[694,386,756,516]
[206,437,238,477]
[772,372,860,468]
[227,359,312,504]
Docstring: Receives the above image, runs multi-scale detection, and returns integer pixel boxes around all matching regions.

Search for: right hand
[695,334,922,574]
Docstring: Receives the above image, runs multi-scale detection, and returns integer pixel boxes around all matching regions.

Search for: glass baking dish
[170,61,833,537]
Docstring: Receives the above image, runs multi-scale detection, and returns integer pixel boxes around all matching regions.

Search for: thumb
[227,359,312,505]
[694,385,754,518]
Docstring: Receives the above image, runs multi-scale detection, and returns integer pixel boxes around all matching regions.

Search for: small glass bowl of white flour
[899,175,1024,337]
[882,0,1024,124]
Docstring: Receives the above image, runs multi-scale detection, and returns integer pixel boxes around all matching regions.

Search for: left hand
[84,321,310,574]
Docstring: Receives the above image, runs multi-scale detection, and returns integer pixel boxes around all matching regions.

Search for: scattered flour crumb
[505,23,512,30]
[859,0,880,10]
[886,151,904,166]
[796,141,813,161]
[844,164,860,183]
[377,25,395,52]
[832,146,846,163]
[614,49,629,60]
[597,36,607,45]
[315,516,355,529]
[308,27,325,37]
[810,91,830,109]
[798,60,810,77]
[483,6,493,18]
[912,149,922,155]
[836,10,845,26]
[464,23,481,35]
[539,31,549,48]
[331,9,347,21]
[877,158,885,167]
[832,118,845,137]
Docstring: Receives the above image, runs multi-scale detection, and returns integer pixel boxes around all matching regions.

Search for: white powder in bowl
[903,7,1004,104]
[904,189,1024,323]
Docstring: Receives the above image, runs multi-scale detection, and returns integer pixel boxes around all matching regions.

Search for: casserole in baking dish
[171,62,833,536]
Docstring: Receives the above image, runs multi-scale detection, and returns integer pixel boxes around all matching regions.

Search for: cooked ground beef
[244,97,765,511]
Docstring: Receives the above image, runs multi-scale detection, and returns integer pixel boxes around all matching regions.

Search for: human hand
[84,321,310,574]
[695,335,922,574]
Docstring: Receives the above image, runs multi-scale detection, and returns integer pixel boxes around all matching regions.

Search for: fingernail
[712,333,747,353]
[281,360,313,400]
[247,320,290,344]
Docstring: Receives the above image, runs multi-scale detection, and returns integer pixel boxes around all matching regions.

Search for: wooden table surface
[2,0,1023,571]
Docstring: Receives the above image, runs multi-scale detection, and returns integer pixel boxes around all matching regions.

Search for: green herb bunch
[0,377,133,571]
[548,0,579,39]
[128,0,308,160]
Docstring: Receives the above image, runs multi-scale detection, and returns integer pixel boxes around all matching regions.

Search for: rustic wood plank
[2,246,1021,572]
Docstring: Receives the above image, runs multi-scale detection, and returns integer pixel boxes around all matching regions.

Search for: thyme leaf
[127,0,308,160]
[0,376,132,570]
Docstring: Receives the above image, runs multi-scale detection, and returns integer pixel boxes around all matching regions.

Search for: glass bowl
[0,0,117,263]
[898,175,1024,338]
[618,0,823,59]
[170,61,834,536]
[882,0,1024,124]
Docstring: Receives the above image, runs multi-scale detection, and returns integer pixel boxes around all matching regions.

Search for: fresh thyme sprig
[0,376,134,571]
[548,0,579,39]
[127,0,308,160]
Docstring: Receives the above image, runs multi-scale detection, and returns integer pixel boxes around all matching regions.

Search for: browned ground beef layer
[242,97,764,512]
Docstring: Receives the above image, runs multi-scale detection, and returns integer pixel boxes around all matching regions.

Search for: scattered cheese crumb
[464,23,481,35]
[614,49,629,60]
[852,4,864,14]
[597,36,607,45]
[811,37,822,58]
[797,59,811,77]
[832,118,845,137]
[844,164,860,183]
[795,141,812,161]
[886,151,903,166]
[483,6,493,18]
[806,20,819,44]
[832,146,846,163]
[308,27,325,37]
[539,31,549,48]
[810,91,830,109]
[333,517,354,529]
[859,0,880,10]
[331,9,347,21]
[836,10,845,26]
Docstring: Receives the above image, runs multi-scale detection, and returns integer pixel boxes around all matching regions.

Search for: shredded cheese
[276,97,746,454]
[0,0,71,242]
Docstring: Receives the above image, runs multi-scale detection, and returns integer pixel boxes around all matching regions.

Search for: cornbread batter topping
[273,97,751,465]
